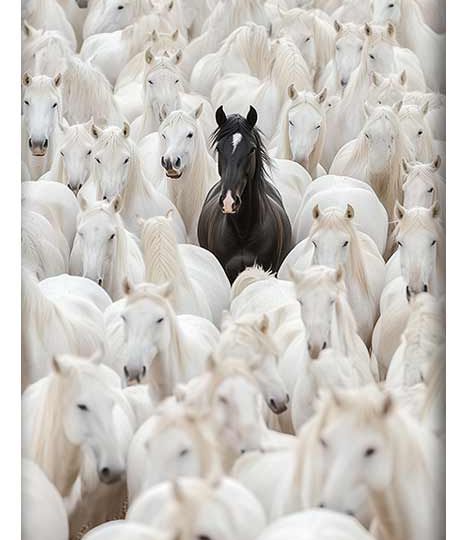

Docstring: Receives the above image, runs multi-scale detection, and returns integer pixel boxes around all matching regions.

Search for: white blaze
[232,133,242,153]
[222,190,235,214]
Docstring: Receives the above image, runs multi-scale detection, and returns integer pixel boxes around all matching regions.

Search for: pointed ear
[345,204,354,219]
[246,106,258,128]
[392,100,403,114]
[158,281,174,299]
[90,123,102,139]
[167,0,174,11]
[312,204,321,220]
[394,201,406,221]
[206,353,217,372]
[110,194,123,213]
[430,200,441,219]
[258,313,269,335]
[165,208,174,221]
[288,264,305,284]
[401,158,411,175]
[364,23,372,36]
[336,265,344,283]
[122,277,134,296]
[371,71,382,86]
[387,22,396,38]
[421,101,430,116]
[287,83,298,100]
[85,116,95,131]
[431,155,442,172]
[22,72,32,87]
[172,49,183,65]
[122,122,130,138]
[193,102,203,119]
[215,106,227,127]
[171,29,179,41]
[23,20,36,38]
[334,20,342,33]
[151,29,159,42]
[317,87,327,104]
[145,47,154,65]
[53,73,62,88]
[381,392,394,416]
[399,69,407,86]
[220,310,233,331]
[52,354,74,376]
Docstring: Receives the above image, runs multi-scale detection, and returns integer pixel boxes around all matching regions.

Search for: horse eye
[359,45,363,51]
[52,102,58,108]
[60,151,64,157]
[109,233,115,240]
[175,79,180,84]
[197,536,211,540]
[95,157,101,164]
[218,395,228,405]
[342,240,349,247]
[428,187,434,193]
[123,157,129,164]
[378,100,382,105]
[418,130,423,136]
[187,132,193,138]
[24,100,30,106]
[369,54,375,60]
[319,437,328,448]
[431,239,437,246]
[179,448,189,457]
[316,124,321,130]
[365,133,370,139]
[156,317,164,324]
[161,133,166,140]
[397,240,403,247]
[289,120,294,127]
[77,404,88,412]
[305,36,311,42]
[147,79,154,85]
[117,4,124,9]
[87,149,92,156]
[364,447,376,457]
[388,3,395,7]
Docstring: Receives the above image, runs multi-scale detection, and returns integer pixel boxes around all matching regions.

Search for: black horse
[198,105,292,283]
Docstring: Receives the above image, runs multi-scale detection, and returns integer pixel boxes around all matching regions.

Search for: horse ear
[122,277,134,296]
[430,200,441,219]
[336,265,344,283]
[317,87,327,105]
[171,29,179,41]
[158,281,174,299]
[401,158,411,175]
[110,194,123,213]
[258,314,269,335]
[364,23,372,36]
[399,70,407,86]
[312,204,321,220]
[122,122,130,138]
[22,72,32,87]
[246,106,258,128]
[206,353,217,372]
[334,20,342,33]
[167,0,174,11]
[90,123,102,139]
[215,106,227,127]
[381,393,394,416]
[288,83,298,100]
[431,155,442,172]
[52,354,73,376]
[193,102,204,119]
[145,47,154,65]
[172,49,183,65]
[387,22,396,38]
[151,29,159,42]
[392,100,403,114]
[421,101,430,116]
[85,116,95,131]
[288,264,305,284]
[363,101,374,118]
[344,204,354,219]
[53,73,62,88]
[394,201,406,221]
[371,71,382,86]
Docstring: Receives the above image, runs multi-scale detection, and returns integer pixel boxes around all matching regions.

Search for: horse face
[288,103,322,167]
[249,353,289,414]
[160,117,197,179]
[399,108,429,161]
[93,0,135,35]
[403,166,436,209]
[76,209,118,287]
[94,135,131,202]
[397,218,438,297]
[59,126,93,195]
[23,76,60,157]
[371,0,401,25]
[212,375,262,456]
[366,38,394,76]
[65,375,125,485]
[335,32,363,89]
[121,297,171,384]
[295,32,317,75]
[311,226,351,270]
[318,400,392,518]
[364,113,397,173]
[368,76,405,106]
[145,65,183,122]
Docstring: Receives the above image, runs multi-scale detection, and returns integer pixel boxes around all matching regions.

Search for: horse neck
[48,150,67,183]
[106,226,130,298]
[307,114,325,176]
[330,291,358,356]
[31,376,81,496]
[398,0,434,50]
[22,270,56,330]
[341,53,370,108]
[121,149,151,211]
[235,163,267,230]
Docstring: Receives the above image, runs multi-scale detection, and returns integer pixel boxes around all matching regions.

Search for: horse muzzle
[98,466,124,485]
[220,190,240,214]
[123,365,147,386]
[161,155,183,179]
[29,137,48,157]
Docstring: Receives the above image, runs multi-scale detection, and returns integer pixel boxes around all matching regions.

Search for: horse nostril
[97,278,103,287]
[322,341,327,350]
[100,467,110,478]
[161,156,166,167]
[319,502,326,509]
[28,138,33,149]
[423,284,428,292]
[175,157,181,168]
[286,393,290,403]
[123,366,129,378]
[142,366,146,378]
[43,139,48,148]
[269,398,276,409]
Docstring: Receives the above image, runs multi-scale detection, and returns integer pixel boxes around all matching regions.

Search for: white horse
[105,281,218,397]
[257,509,375,540]
[190,23,271,98]
[126,476,267,540]
[292,174,389,255]
[81,522,161,540]
[22,458,69,540]
[291,348,360,433]
[70,197,145,300]
[22,73,63,180]
[40,118,94,195]
[269,85,328,179]
[22,352,135,538]
[21,268,106,388]
[313,386,444,540]
[22,26,72,76]
[330,102,411,216]
[131,50,215,143]
[89,123,187,239]
[401,156,445,220]
[371,0,445,92]
[280,205,385,346]
[82,0,153,40]
[212,37,313,140]
[139,214,231,325]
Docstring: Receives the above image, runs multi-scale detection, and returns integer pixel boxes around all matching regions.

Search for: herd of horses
[20,1,446,540]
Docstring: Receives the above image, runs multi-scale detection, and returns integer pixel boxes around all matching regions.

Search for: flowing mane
[269,37,313,96]
[402,160,446,213]
[399,103,434,160]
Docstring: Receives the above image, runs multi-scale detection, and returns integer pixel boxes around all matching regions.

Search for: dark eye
[179,448,189,457]
[305,36,311,42]
[109,233,115,240]
[365,133,370,139]
[431,239,437,246]
[156,317,164,323]
[95,157,101,164]
[60,150,64,157]
[175,79,179,84]
[417,130,423,136]
[397,240,403,247]
[187,132,193,138]
[121,314,126,323]
[359,45,363,51]
[52,102,58,108]
[198,536,211,540]
[364,447,376,457]
[218,395,228,405]
[316,124,321,130]
[161,133,166,140]
[388,3,395,7]
[24,100,30,106]
[87,149,91,156]
[342,240,349,247]
[117,4,124,9]
[148,79,154,85]
[378,100,382,105]
[369,54,375,60]
[77,404,88,411]
[123,157,129,164]
[319,437,327,448]
[289,120,294,126]
[428,187,434,193]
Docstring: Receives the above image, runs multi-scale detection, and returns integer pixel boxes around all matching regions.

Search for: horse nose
[161,155,168,168]
[99,466,123,485]
[124,365,146,385]
[268,397,288,414]
[340,78,347,87]
[318,502,326,508]
[29,137,49,156]
[307,342,321,360]
[423,284,428,293]
[174,157,181,168]
[97,277,103,287]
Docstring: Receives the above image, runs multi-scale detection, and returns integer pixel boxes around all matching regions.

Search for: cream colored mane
[269,37,313,96]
